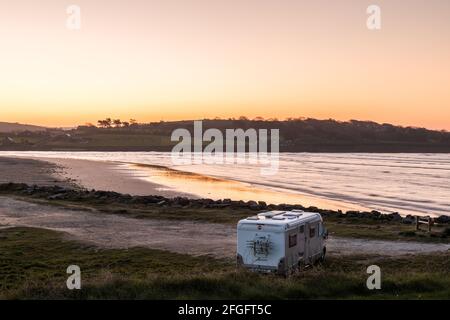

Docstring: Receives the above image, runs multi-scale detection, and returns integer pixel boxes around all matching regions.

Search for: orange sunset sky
[0,0,449,129]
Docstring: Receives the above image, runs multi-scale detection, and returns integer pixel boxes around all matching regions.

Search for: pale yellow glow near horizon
[0,0,450,129]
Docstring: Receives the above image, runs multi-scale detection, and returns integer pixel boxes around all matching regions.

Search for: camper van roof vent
[257,211,284,218]
[283,213,303,218]
[272,216,286,220]
[247,216,259,220]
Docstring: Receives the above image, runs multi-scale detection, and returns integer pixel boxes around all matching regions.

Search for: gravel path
[1,196,449,258]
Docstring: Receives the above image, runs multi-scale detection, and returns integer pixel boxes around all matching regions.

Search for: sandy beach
[0,155,366,212]
[0,156,195,198]
[0,157,70,187]
[1,154,449,217]
[1,155,336,208]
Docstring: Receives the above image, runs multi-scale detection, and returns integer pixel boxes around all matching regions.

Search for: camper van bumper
[236,254,283,273]
[240,264,278,273]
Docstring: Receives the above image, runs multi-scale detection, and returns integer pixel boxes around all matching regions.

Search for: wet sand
[0,157,70,187]
[0,156,196,198]
[128,163,365,211]
[0,155,363,211]
[0,155,437,216]
[42,158,199,198]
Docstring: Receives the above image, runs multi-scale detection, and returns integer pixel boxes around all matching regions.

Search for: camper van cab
[237,210,327,275]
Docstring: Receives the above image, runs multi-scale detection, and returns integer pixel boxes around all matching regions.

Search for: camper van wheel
[236,254,246,272]
[319,248,326,263]
[297,261,304,272]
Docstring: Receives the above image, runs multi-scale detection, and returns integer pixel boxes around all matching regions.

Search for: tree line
[95,118,138,128]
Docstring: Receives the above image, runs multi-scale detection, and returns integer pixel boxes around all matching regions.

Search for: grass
[5,193,256,224]
[0,132,174,150]
[1,227,449,299]
[324,216,450,243]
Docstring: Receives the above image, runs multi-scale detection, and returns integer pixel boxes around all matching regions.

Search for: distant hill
[1,118,450,152]
[0,122,47,133]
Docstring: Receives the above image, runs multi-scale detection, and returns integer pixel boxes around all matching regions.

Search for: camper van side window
[309,227,316,238]
[299,225,304,233]
[289,234,297,248]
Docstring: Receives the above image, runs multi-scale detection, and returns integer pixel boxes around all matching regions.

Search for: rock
[370,210,382,218]
[346,211,360,217]
[402,215,415,224]
[47,193,66,200]
[390,212,402,222]
[174,196,190,206]
[436,215,450,224]
[213,203,231,208]
[237,200,247,207]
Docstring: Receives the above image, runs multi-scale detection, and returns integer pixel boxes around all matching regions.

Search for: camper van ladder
[246,235,273,261]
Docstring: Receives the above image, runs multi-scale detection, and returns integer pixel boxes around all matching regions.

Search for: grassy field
[3,118,450,152]
[1,227,449,299]
[0,131,173,150]
[324,215,450,243]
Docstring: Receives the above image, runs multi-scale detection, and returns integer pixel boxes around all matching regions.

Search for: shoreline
[0,155,448,219]
[0,155,367,213]
[0,157,71,188]
[0,155,379,214]
[1,182,450,225]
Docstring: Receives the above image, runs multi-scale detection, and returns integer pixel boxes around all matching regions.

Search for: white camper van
[237,210,327,275]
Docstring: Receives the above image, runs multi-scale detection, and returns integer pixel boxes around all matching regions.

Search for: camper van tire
[277,258,287,276]
[319,247,326,263]
[236,254,244,270]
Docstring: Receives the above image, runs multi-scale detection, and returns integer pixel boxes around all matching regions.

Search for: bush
[442,227,450,238]
[399,231,416,237]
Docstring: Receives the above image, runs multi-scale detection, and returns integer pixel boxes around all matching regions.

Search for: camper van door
[305,223,310,262]
[298,224,306,263]
[309,221,320,260]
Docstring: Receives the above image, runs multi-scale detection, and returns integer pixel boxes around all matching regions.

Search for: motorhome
[237,210,327,275]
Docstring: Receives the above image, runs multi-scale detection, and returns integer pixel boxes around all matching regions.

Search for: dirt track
[0,196,449,258]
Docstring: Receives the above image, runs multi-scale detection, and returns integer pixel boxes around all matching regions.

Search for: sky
[0,0,449,129]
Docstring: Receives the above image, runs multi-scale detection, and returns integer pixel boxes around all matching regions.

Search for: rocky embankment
[1,182,449,225]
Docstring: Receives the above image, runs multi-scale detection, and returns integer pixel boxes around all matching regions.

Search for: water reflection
[127,163,365,212]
